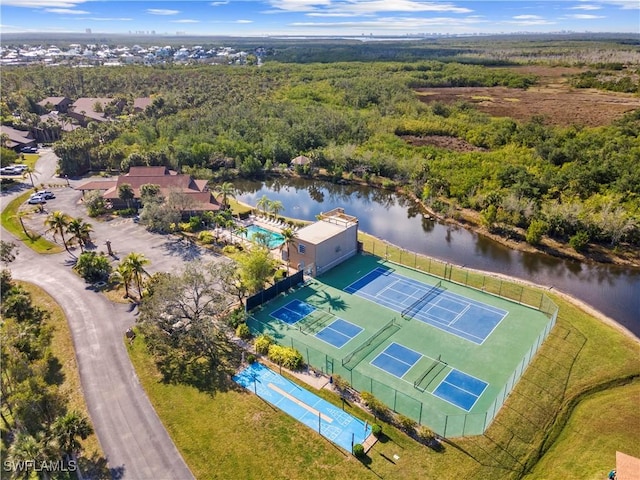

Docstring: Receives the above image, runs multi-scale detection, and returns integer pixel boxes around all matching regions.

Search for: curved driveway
[1,150,222,479]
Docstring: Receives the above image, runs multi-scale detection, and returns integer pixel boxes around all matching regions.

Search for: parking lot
[20,183,222,275]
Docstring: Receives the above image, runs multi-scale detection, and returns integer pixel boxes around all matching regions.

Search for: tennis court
[247,254,556,436]
[345,267,507,344]
[234,362,371,452]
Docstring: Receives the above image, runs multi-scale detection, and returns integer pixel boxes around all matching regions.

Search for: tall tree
[122,252,150,299]
[256,195,271,217]
[66,217,93,252]
[269,200,284,219]
[51,411,93,466]
[214,182,235,210]
[118,183,135,209]
[236,246,277,295]
[280,227,297,269]
[112,262,133,298]
[44,211,71,253]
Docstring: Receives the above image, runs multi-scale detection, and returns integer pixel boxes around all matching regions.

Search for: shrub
[332,374,350,394]
[74,251,112,282]
[396,414,417,433]
[115,207,137,216]
[236,323,251,339]
[417,425,436,442]
[267,344,304,370]
[254,334,273,355]
[273,269,287,282]
[198,231,214,244]
[178,222,192,232]
[353,443,365,457]
[526,219,547,245]
[247,354,256,364]
[371,424,382,438]
[569,230,590,252]
[226,307,247,328]
[189,215,203,231]
[222,245,238,254]
[360,392,389,419]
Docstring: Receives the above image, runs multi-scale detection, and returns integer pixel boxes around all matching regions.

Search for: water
[234,177,640,337]
[241,224,285,249]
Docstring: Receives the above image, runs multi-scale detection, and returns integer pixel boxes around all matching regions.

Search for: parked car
[0,167,18,175]
[35,190,55,199]
[12,164,28,173]
[28,195,47,204]
[20,146,38,154]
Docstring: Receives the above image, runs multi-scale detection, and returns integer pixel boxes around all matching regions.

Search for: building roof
[76,166,220,212]
[37,96,71,107]
[39,112,78,132]
[296,219,350,245]
[1,125,35,148]
[133,97,153,111]
[69,97,113,122]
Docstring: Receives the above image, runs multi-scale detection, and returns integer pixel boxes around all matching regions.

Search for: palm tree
[214,182,236,210]
[280,227,297,269]
[51,411,93,467]
[44,211,71,253]
[118,183,135,209]
[7,432,55,480]
[269,200,284,220]
[21,164,36,188]
[13,211,31,240]
[112,262,133,298]
[123,252,150,299]
[66,217,93,252]
[256,195,271,217]
[235,225,247,244]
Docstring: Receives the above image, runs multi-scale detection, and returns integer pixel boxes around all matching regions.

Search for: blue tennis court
[432,369,488,411]
[344,267,507,344]
[371,342,422,379]
[234,362,371,452]
[270,299,316,325]
[316,319,363,349]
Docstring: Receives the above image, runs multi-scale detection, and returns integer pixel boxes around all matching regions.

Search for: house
[286,208,358,277]
[615,451,640,480]
[0,125,37,151]
[37,96,72,113]
[76,166,221,214]
[291,155,311,167]
[133,97,153,113]
[68,97,124,126]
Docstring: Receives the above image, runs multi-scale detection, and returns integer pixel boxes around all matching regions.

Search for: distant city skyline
[1,0,638,37]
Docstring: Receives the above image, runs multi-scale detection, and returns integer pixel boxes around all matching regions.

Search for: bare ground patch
[415,65,640,127]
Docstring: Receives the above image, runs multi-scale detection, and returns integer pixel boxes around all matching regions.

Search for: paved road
[1,151,223,479]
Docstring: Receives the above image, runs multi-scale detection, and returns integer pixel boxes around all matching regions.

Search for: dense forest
[2,38,639,255]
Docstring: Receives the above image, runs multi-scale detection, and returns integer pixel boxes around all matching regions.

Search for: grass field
[128,274,639,479]
[16,282,108,477]
[1,190,62,254]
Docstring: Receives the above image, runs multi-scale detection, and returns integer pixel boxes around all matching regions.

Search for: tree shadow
[44,355,65,386]
[313,291,347,312]
[77,452,120,480]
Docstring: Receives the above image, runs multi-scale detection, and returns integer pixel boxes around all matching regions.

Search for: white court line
[268,383,333,422]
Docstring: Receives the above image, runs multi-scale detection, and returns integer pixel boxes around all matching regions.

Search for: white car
[0,166,19,175]
[28,194,47,204]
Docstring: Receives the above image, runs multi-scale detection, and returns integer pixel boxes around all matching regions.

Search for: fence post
[444,415,448,438]
[419,402,423,424]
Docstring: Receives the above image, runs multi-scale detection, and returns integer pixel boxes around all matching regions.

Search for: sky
[1,0,638,37]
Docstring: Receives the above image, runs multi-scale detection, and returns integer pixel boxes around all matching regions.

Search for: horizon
[1,1,639,38]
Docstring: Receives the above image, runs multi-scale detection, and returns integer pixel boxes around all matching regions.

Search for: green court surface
[248,254,556,437]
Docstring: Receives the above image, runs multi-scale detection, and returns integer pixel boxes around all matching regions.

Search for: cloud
[210,1,229,5]
[291,15,486,29]
[44,8,89,14]
[512,15,544,20]
[88,17,133,21]
[565,13,605,18]
[1,0,86,6]
[267,0,472,15]
[146,8,180,16]
[596,0,640,9]
[569,4,602,10]
[171,19,200,23]
[236,19,253,23]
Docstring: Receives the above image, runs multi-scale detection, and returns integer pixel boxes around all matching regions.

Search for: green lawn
[128,283,640,479]
[0,190,63,253]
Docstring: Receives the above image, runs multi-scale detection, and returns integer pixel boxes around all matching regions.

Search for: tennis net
[298,308,334,335]
[341,318,400,370]
[401,281,443,319]
[414,356,448,392]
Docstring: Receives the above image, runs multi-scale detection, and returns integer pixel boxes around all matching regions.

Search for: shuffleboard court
[432,369,488,411]
[315,319,363,349]
[345,267,508,344]
[234,362,371,452]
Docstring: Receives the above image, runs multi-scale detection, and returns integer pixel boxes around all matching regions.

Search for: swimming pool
[241,224,285,249]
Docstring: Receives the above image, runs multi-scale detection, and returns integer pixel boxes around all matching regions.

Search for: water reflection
[234,178,640,336]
